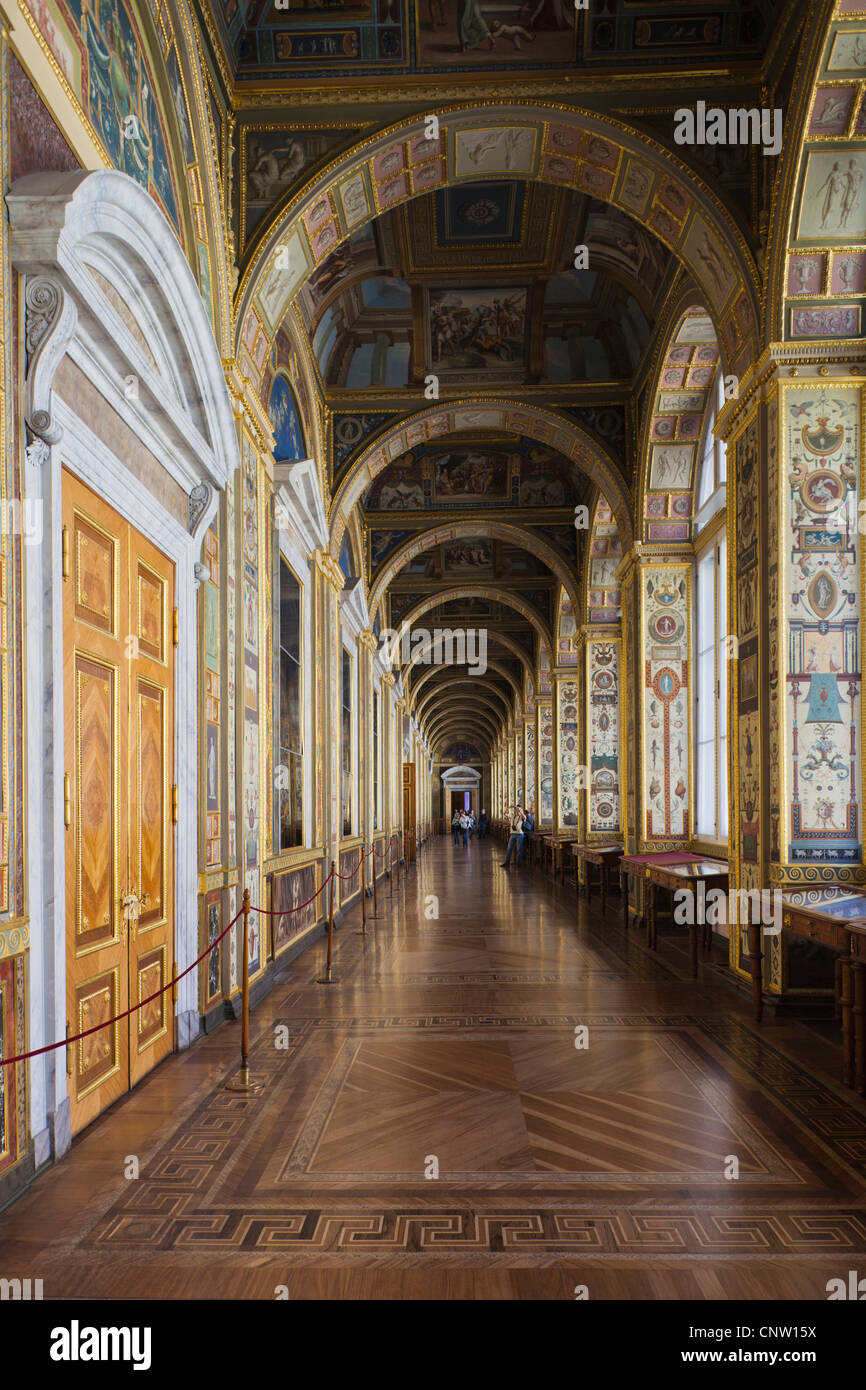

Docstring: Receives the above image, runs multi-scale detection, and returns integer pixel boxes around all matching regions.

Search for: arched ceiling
[206,2,809,759]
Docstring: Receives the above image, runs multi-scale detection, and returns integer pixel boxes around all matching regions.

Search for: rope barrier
[3,831,412,1074]
[249,871,334,916]
[1,902,246,1068]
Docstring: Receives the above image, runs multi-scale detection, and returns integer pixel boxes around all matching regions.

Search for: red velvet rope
[249,868,335,915]
[3,838,410,1069]
[1,903,246,1068]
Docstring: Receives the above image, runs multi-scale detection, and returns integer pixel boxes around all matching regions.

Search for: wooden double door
[63,470,175,1136]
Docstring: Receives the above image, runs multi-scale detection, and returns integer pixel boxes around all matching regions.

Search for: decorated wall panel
[202,525,221,870]
[641,565,690,843]
[557,678,580,828]
[587,637,620,836]
[730,407,763,988]
[15,0,221,314]
[781,384,862,876]
[241,434,262,978]
[273,861,319,955]
[538,700,553,826]
[588,497,622,622]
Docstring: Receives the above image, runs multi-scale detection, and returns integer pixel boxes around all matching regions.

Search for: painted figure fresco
[429,287,527,377]
[65,0,181,231]
[417,0,574,65]
[269,375,306,460]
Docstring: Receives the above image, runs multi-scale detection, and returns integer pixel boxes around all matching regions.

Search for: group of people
[501,804,535,868]
[451,807,489,847]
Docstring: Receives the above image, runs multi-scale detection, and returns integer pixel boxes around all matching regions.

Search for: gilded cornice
[223,358,275,452]
[716,340,866,442]
[312,548,345,593]
[230,68,757,111]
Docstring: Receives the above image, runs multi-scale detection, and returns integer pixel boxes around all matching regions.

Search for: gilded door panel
[73,513,116,635]
[134,945,167,1055]
[64,470,175,1130]
[127,528,174,1090]
[74,654,118,953]
[64,472,128,1135]
[73,967,121,1099]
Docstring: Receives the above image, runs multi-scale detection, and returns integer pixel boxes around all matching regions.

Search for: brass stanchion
[372,845,379,917]
[317,863,336,983]
[395,835,401,888]
[390,840,394,897]
[225,889,264,1093]
[356,851,367,935]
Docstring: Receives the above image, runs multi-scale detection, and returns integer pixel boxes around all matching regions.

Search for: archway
[7,168,239,1140]
[369,518,580,622]
[331,399,631,558]
[236,103,760,393]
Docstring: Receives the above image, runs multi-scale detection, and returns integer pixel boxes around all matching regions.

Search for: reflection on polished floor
[2,838,866,1301]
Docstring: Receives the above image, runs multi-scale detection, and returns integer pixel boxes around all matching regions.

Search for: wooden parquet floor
[3,838,866,1300]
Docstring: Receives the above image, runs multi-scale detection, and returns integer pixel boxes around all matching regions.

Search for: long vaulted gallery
[0,0,865,1343]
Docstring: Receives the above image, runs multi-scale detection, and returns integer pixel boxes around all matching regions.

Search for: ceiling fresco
[209,0,781,83]
[288,182,673,391]
[196,0,802,760]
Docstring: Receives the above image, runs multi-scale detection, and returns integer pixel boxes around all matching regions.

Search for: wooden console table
[645,857,729,972]
[775,888,866,1090]
[541,833,578,878]
[619,852,705,932]
[569,843,623,918]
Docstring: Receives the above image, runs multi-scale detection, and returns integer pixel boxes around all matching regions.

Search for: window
[696,371,728,519]
[277,558,302,849]
[696,532,728,841]
[373,689,380,832]
[341,645,353,836]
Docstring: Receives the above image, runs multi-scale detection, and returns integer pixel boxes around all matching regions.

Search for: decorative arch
[434,725,494,755]
[417,681,513,728]
[409,658,521,712]
[8,170,240,490]
[765,4,861,344]
[585,493,623,623]
[236,103,759,391]
[330,398,633,556]
[389,587,554,669]
[403,628,534,689]
[636,301,720,542]
[370,518,579,622]
[427,710,502,745]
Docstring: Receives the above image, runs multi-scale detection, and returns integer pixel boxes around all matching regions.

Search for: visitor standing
[501,806,525,867]
[518,803,535,865]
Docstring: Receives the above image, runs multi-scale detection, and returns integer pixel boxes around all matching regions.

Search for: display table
[776,888,866,1082]
[541,832,580,879]
[568,843,623,917]
[620,852,705,931]
[645,857,729,972]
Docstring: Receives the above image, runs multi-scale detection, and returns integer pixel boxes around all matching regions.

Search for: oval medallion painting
[269,375,306,462]
[649,610,685,644]
[802,470,843,514]
[809,570,837,619]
